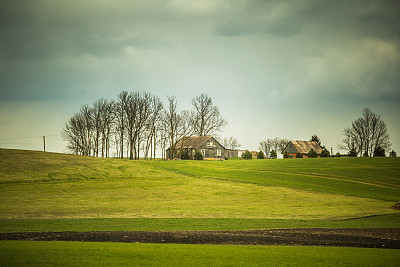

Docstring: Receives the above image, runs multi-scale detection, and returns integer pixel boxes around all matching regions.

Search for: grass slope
[144,158,400,201]
[1,241,399,267]
[0,148,399,231]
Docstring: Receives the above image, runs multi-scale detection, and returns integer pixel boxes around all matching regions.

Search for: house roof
[173,136,215,149]
[284,141,323,154]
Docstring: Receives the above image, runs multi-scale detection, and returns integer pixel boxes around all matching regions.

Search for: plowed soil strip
[1,228,399,249]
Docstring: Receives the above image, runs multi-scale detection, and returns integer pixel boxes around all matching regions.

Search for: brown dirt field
[1,228,399,248]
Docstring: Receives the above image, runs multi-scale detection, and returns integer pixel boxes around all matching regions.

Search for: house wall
[225,149,239,158]
[198,138,225,159]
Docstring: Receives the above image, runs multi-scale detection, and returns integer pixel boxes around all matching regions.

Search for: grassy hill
[0,148,399,231]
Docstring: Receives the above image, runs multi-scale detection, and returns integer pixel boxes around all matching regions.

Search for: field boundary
[1,228,399,248]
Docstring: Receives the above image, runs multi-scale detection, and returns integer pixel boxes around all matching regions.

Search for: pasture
[0,148,399,266]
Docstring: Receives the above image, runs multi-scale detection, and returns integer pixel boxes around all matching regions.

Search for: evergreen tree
[257,151,265,159]
[307,148,318,158]
[194,150,203,160]
[321,148,330,157]
[373,146,385,157]
[348,148,357,157]
[283,151,289,158]
[270,150,277,159]
[242,150,253,160]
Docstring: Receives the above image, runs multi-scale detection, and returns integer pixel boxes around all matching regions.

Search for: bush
[269,150,277,159]
[348,149,357,157]
[373,146,385,157]
[242,150,252,160]
[283,151,289,158]
[194,150,203,160]
[321,148,330,157]
[335,152,341,157]
[257,151,265,159]
[389,150,397,157]
[296,152,303,158]
[307,148,318,158]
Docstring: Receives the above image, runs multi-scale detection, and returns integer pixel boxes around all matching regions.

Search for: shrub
[321,148,330,157]
[335,152,341,157]
[257,151,265,159]
[283,151,289,158]
[373,146,385,157]
[270,150,277,159]
[296,152,303,158]
[194,150,203,160]
[307,148,318,158]
[242,150,252,160]
[389,150,397,157]
[348,149,357,157]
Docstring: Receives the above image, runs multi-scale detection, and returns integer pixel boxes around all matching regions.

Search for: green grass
[1,241,399,267]
[144,158,400,201]
[1,149,399,266]
[1,214,400,233]
[0,148,399,230]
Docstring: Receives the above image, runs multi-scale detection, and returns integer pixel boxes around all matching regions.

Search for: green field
[0,148,399,266]
[1,241,399,267]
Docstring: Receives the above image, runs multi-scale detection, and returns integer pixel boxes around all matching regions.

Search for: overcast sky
[0,0,399,155]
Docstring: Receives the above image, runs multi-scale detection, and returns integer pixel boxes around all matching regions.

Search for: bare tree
[161,96,194,159]
[259,138,289,156]
[340,108,391,156]
[259,139,273,157]
[99,99,115,158]
[116,91,128,159]
[222,137,241,149]
[62,104,95,156]
[123,92,152,160]
[143,95,163,160]
[191,93,227,136]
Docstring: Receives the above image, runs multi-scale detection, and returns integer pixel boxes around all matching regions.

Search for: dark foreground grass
[1,241,399,267]
[1,213,400,233]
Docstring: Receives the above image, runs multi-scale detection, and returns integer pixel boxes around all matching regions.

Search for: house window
[217,149,221,157]
[201,149,206,156]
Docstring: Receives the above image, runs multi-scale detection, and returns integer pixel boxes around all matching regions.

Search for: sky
[0,0,399,155]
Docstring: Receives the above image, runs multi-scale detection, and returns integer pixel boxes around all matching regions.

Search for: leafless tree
[259,139,273,157]
[116,91,128,159]
[99,99,115,158]
[222,137,241,149]
[123,92,152,160]
[259,138,289,156]
[340,108,391,156]
[161,96,194,159]
[143,95,163,160]
[62,104,95,156]
[191,93,227,136]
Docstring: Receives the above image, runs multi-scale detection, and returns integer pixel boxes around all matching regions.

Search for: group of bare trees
[340,108,391,157]
[259,138,290,157]
[62,92,227,159]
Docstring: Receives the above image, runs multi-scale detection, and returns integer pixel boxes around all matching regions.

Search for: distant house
[166,136,226,160]
[282,141,322,158]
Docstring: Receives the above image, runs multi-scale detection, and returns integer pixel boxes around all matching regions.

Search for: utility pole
[43,136,46,152]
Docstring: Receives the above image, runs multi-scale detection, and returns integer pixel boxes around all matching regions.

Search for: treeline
[62,92,227,160]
